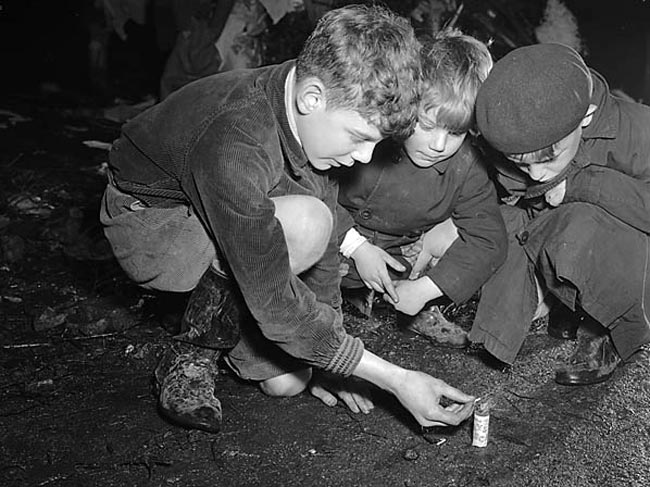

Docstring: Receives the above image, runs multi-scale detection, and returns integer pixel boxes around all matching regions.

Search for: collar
[582,68,619,141]
[284,66,301,146]
[267,60,309,171]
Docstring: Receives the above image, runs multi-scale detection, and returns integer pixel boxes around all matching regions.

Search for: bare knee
[259,368,312,397]
[272,196,333,274]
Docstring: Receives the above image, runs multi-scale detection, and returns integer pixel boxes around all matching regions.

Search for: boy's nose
[428,131,447,152]
[352,142,376,164]
[528,165,546,181]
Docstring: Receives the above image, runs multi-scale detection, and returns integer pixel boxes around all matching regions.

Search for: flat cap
[476,43,592,154]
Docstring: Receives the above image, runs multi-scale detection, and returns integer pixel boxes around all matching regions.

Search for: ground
[1,94,650,487]
[2,1,650,484]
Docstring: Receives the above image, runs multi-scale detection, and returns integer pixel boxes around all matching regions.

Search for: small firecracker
[472,397,490,448]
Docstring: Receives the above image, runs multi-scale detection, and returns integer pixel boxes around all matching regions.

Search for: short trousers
[100,180,306,381]
[99,181,216,292]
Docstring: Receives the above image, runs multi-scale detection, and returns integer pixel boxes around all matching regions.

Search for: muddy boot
[155,266,249,432]
[155,345,222,432]
[402,304,468,348]
[176,266,244,349]
[555,318,621,386]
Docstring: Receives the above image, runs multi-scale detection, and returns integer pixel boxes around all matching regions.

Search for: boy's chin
[309,159,337,171]
[411,158,439,168]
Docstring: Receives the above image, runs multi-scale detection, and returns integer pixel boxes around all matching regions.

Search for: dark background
[0,0,649,102]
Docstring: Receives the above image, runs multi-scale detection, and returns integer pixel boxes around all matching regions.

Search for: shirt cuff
[339,228,367,258]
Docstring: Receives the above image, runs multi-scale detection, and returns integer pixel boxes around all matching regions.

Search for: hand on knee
[259,368,312,397]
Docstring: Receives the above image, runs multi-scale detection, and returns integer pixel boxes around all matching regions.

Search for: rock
[34,307,67,331]
[403,448,419,461]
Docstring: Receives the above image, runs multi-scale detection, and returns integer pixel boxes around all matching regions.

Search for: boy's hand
[393,370,475,427]
[383,277,439,315]
[410,219,458,279]
[351,241,406,302]
[352,350,473,429]
[544,179,567,207]
[309,372,374,414]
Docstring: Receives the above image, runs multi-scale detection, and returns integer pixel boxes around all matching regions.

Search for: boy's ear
[295,78,326,115]
[580,104,598,128]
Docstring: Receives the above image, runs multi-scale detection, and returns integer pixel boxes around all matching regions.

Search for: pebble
[403,449,419,461]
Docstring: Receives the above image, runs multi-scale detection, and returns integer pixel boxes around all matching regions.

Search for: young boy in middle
[337,29,507,346]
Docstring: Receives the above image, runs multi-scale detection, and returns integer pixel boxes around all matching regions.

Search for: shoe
[555,332,621,386]
[154,346,222,433]
[178,266,244,349]
[466,342,511,372]
[626,343,650,365]
[402,304,468,348]
[343,287,375,317]
[547,302,579,340]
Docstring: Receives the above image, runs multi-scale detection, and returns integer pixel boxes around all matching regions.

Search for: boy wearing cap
[101,5,476,433]
[469,42,650,385]
[337,29,506,348]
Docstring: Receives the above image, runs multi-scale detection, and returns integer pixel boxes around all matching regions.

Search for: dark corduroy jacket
[108,60,364,376]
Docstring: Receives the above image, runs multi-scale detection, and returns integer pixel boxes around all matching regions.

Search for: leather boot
[155,266,249,432]
[555,318,621,386]
[626,343,650,365]
[176,266,246,349]
[154,345,222,432]
[547,300,579,340]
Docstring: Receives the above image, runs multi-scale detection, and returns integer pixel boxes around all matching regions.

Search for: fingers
[384,254,406,273]
[381,275,399,303]
[437,381,476,404]
[364,272,399,303]
[456,400,476,421]
[421,397,475,427]
[417,400,474,428]
[309,383,337,408]
[444,402,465,414]
[409,252,431,279]
[366,279,388,296]
[362,279,380,293]
[377,253,404,300]
[421,405,468,427]
[382,288,398,306]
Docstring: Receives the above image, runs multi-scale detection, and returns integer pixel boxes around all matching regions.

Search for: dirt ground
[1,90,650,487]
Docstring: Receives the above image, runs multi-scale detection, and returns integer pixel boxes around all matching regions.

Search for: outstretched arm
[352,349,475,427]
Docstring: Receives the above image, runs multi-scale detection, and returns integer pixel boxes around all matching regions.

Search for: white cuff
[340,228,367,258]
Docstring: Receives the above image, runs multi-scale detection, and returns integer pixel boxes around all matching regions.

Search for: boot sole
[158,405,222,433]
[554,368,616,386]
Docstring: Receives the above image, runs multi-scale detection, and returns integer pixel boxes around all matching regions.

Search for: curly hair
[418,28,493,134]
[296,4,421,140]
